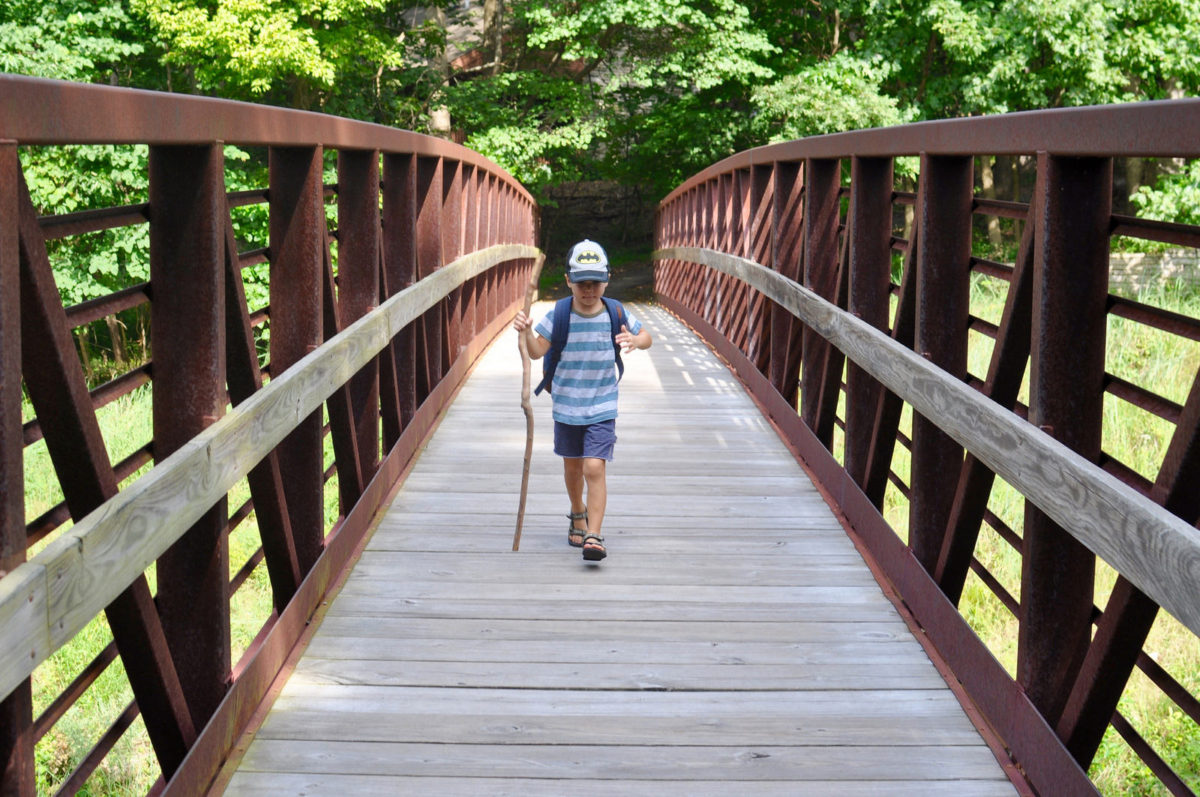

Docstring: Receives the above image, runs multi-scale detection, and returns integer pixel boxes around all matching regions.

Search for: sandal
[567,511,588,548]
[582,533,607,561]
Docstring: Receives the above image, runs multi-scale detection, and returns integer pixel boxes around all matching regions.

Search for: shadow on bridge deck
[217,304,1017,796]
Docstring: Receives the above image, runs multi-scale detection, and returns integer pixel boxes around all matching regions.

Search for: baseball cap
[566,239,610,283]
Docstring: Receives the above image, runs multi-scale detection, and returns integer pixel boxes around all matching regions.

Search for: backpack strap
[533,296,574,396]
[603,297,625,383]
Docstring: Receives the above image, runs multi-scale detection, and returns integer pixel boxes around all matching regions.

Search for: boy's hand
[513,311,532,332]
[616,324,637,353]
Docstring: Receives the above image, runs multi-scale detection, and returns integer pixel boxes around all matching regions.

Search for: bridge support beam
[0,141,34,797]
[150,144,231,730]
[381,152,418,449]
[800,158,841,447]
[1019,153,1110,724]
[337,149,382,487]
[845,157,894,487]
[769,162,804,406]
[443,160,464,367]
[15,165,196,780]
[416,157,445,403]
[269,146,327,574]
[910,154,973,574]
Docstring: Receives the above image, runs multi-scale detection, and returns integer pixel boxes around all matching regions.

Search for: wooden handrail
[654,245,1200,639]
[0,243,539,702]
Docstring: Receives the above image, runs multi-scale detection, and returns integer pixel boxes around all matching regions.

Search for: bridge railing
[0,75,538,795]
[654,102,1200,796]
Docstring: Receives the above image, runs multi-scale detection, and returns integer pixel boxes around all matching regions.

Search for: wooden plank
[322,596,903,623]
[308,616,913,643]
[290,657,950,691]
[300,636,927,666]
[234,740,1008,781]
[655,245,1200,638]
[222,304,1016,794]
[226,773,1017,797]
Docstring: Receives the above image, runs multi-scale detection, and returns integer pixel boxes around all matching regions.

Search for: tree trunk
[979,155,1002,248]
[484,0,505,74]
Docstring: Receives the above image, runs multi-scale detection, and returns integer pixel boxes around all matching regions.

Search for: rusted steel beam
[64,282,150,327]
[463,165,481,342]
[1019,153,1111,725]
[0,78,536,201]
[222,212,302,610]
[812,234,850,447]
[33,642,118,743]
[337,149,381,481]
[442,159,464,367]
[22,365,151,448]
[862,225,919,509]
[935,211,1036,602]
[269,145,327,574]
[149,145,231,730]
[801,158,841,447]
[728,169,755,355]
[56,700,140,795]
[1057,361,1200,766]
[416,156,444,401]
[17,169,197,775]
[322,242,366,513]
[768,163,804,405]
[748,164,773,374]
[381,152,418,448]
[844,156,894,487]
[909,154,973,574]
[0,141,33,797]
[657,97,1200,203]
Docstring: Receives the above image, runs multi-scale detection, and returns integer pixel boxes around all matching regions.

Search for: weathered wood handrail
[0,243,538,702]
[655,245,1200,637]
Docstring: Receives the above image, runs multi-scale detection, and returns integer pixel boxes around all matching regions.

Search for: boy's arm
[617,324,652,353]
[513,311,551,359]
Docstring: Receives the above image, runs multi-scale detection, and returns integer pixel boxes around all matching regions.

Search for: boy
[512,239,652,561]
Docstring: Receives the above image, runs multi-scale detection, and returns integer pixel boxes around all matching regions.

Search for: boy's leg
[582,457,607,540]
[563,457,588,536]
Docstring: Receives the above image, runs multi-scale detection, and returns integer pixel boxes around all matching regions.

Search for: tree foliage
[4,0,1200,295]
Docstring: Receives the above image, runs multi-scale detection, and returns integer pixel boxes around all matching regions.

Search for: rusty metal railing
[0,75,538,795]
[654,101,1200,796]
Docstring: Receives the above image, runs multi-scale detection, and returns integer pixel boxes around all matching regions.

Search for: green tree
[440,0,778,200]
[130,0,450,125]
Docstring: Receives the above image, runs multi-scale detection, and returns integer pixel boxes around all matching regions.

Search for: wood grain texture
[222,305,1014,795]
[0,244,538,702]
[655,246,1200,638]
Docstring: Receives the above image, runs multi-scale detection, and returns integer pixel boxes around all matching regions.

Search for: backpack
[534,296,626,396]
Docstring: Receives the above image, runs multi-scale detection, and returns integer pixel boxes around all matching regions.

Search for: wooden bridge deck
[220,303,1017,796]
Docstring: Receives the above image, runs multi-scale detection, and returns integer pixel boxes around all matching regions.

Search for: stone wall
[1109,249,1200,293]
[539,181,656,264]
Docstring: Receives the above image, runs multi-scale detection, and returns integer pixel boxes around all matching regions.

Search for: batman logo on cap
[575,250,602,264]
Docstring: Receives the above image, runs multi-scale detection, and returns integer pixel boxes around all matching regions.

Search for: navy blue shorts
[554,419,617,461]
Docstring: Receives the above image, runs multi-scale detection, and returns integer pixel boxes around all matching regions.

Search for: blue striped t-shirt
[535,304,642,425]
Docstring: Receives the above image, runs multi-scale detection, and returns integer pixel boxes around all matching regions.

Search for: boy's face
[568,278,608,312]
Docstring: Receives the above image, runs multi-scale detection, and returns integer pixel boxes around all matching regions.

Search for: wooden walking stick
[513,252,546,551]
